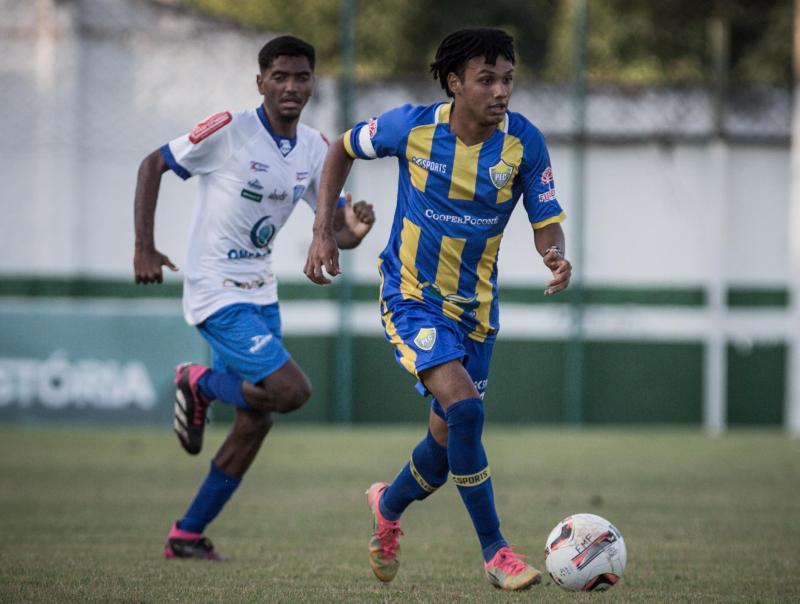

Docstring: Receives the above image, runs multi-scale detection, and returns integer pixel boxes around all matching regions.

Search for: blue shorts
[197,302,290,385]
[380,298,495,417]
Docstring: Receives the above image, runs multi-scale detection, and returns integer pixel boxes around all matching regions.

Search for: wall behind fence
[0,0,791,425]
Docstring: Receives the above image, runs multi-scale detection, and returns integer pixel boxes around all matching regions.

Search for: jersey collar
[256,105,298,157]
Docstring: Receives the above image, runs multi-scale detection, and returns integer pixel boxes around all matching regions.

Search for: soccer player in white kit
[133,36,374,560]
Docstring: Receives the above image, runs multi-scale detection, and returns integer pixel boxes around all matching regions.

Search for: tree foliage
[182,0,792,86]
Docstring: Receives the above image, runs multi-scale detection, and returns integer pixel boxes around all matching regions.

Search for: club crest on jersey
[489,160,514,190]
[414,328,437,351]
[278,139,293,156]
[188,111,232,144]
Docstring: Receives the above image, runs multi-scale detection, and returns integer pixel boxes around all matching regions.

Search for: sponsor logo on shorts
[411,156,447,174]
[241,189,263,202]
[249,334,274,353]
[424,208,500,226]
[413,327,437,351]
[368,117,378,138]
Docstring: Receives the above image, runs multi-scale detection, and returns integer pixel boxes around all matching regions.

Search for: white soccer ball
[544,513,627,591]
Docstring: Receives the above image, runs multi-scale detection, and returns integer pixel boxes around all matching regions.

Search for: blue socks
[198,371,249,409]
[446,397,506,562]
[380,430,449,520]
[178,461,241,534]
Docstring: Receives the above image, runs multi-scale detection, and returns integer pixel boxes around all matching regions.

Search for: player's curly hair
[258,35,315,72]
[430,28,515,98]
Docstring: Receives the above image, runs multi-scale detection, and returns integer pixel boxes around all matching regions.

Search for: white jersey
[163,107,329,325]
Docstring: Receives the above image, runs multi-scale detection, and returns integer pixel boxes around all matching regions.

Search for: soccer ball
[544,513,627,591]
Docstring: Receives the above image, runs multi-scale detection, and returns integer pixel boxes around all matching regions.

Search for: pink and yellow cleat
[484,546,542,591]
[366,482,404,582]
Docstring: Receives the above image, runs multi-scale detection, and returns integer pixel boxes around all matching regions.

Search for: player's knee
[446,397,484,430]
[279,377,311,413]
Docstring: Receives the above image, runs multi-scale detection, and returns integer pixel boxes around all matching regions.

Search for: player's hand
[304,232,340,285]
[543,247,571,296]
[134,246,178,284]
[342,192,375,239]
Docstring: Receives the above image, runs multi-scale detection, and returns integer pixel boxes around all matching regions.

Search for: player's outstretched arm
[133,149,178,284]
[333,192,375,250]
[305,137,355,284]
[534,222,571,296]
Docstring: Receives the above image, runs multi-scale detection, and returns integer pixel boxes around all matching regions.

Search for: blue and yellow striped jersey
[343,102,565,341]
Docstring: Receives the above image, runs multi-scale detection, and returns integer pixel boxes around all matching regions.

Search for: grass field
[1,424,799,603]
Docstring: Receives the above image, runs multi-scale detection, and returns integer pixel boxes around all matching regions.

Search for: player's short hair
[258,35,316,72]
[430,28,515,97]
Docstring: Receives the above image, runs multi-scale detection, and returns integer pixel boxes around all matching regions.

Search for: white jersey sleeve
[161,111,236,179]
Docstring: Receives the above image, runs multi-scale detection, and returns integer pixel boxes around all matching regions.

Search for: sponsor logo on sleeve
[188,111,232,144]
[538,189,557,203]
[538,165,556,202]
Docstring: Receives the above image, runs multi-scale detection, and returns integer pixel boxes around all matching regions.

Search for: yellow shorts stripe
[451,466,491,487]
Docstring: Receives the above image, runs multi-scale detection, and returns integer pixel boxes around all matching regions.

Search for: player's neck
[449,103,497,146]
[262,104,299,138]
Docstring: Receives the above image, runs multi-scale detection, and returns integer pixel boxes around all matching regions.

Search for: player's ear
[256,73,265,94]
[447,72,462,96]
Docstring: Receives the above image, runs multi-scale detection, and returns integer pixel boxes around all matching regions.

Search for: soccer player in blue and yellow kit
[305,28,571,591]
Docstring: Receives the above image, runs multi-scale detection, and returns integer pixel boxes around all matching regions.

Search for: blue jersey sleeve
[519,124,566,229]
[342,104,422,160]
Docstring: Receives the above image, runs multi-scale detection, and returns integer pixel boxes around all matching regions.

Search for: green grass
[0,425,799,603]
